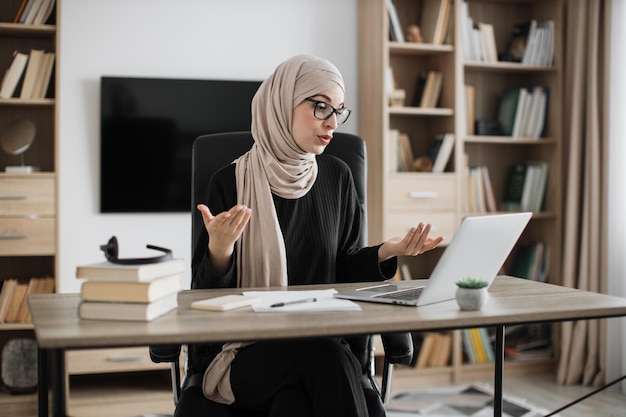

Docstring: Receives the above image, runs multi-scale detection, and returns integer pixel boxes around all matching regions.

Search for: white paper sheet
[242,289,361,312]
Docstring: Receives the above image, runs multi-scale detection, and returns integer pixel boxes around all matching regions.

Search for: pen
[270,298,317,308]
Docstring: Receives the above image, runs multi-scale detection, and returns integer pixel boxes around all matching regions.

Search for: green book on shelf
[501,163,526,211]
[497,88,522,136]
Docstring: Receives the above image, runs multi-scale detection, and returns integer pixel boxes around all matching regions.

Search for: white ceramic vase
[455,287,489,311]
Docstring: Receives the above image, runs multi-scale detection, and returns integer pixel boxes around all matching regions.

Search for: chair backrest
[190,131,377,372]
[191,131,368,254]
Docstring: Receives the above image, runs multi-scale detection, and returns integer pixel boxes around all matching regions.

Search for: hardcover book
[80,274,181,303]
[78,291,178,322]
[76,259,185,282]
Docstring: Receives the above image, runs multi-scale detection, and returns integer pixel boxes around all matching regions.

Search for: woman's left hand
[378,222,444,262]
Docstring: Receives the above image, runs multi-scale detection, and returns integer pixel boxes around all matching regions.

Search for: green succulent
[455,277,489,289]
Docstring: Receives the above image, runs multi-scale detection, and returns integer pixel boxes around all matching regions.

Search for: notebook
[334,212,532,306]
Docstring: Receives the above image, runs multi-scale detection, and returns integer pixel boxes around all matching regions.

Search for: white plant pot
[455,287,489,311]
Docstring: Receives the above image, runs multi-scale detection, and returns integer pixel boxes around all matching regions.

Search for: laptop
[334,212,532,306]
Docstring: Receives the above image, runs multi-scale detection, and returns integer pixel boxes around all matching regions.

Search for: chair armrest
[380,332,413,365]
[149,344,182,363]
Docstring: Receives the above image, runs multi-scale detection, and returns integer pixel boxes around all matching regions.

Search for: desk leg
[494,325,505,417]
[38,348,48,417]
[51,349,66,417]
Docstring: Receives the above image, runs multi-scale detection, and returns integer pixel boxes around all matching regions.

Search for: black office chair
[149,131,413,416]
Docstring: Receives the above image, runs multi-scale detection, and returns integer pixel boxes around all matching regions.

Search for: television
[100,76,262,213]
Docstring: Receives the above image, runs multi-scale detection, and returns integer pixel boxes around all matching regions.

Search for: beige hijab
[203,54,346,404]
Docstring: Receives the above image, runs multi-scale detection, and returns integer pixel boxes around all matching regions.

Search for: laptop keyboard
[374,286,424,301]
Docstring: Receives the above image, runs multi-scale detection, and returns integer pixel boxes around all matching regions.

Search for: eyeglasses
[304,98,352,125]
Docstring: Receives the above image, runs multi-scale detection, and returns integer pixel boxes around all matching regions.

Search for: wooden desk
[29,277,626,417]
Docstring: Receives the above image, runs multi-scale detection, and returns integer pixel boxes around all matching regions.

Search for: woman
[187,54,443,417]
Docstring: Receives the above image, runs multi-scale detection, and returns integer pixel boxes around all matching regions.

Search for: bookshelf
[359,0,562,383]
[0,0,58,403]
[0,0,58,322]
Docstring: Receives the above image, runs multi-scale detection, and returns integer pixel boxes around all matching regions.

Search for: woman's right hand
[197,204,251,273]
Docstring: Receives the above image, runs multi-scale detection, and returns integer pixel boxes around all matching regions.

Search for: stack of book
[461,327,495,364]
[75,259,184,322]
[501,161,549,212]
[14,0,56,25]
[509,241,550,283]
[504,324,552,362]
[417,70,444,108]
[412,332,452,368]
[428,133,455,173]
[0,277,55,323]
[466,165,497,214]
[460,3,498,63]
[0,49,56,99]
[497,86,549,139]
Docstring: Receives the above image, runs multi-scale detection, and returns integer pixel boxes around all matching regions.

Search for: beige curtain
[557,0,608,387]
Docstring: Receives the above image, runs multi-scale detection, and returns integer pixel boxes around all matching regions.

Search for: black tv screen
[100,76,261,213]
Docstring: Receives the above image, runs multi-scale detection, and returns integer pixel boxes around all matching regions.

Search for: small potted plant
[455,277,490,311]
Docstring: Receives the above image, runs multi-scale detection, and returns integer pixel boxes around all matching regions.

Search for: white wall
[58,0,358,293]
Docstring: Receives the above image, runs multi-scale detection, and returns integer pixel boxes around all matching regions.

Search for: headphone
[100,236,173,265]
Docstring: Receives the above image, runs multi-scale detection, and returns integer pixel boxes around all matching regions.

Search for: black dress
[187,154,396,417]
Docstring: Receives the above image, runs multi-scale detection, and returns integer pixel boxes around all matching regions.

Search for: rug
[386,382,559,417]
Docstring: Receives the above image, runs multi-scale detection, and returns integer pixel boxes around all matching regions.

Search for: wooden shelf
[359,0,563,384]
[0,22,56,36]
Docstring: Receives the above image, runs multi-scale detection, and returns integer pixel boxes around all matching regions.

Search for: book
[467,167,478,213]
[78,291,178,322]
[32,0,56,25]
[4,280,28,323]
[419,0,449,44]
[480,166,498,212]
[22,0,44,24]
[419,71,443,108]
[431,133,454,173]
[510,241,539,280]
[505,346,552,361]
[398,132,415,172]
[465,84,476,135]
[524,86,549,139]
[80,274,181,303]
[429,332,452,367]
[16,278,39,323]
[478,327,495,362]
[478,22,498,62]
[522,161,548,212]
[76,258,186,282]
[497,88,522,136]
[427,133,445,164]
[436,0,453,45]
[0,279,18,323]
[388,129,400,172]
[521,20,539,65]
[501,163,526,210]
[415,332,438,368]
[13,0,31,23]
[460,1,476,61]
[522,20,554,66]
[32,52,55,99]
[0,51,29,99]
[469,167,487,213]
[461,329,477,363]
[16,277,53,323]
[20,49,45,99]
[386,0,404,42]
[469,328,488,363]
